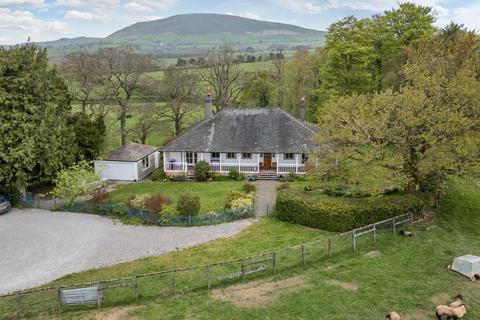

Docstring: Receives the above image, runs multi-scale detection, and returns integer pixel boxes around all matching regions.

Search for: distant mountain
[108,13,320,38]
[37,13,325,61]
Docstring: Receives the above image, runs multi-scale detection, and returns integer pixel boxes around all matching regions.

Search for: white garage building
[94,143,160,181]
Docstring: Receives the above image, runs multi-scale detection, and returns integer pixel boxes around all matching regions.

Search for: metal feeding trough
[449,254,480,281]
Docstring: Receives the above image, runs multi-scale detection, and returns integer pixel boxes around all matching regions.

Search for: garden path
[254,180,279,217]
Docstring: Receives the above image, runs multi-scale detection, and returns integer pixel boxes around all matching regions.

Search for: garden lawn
[55,177,480,320]
[106,181,248,214]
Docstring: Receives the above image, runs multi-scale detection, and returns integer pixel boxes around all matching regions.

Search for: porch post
[237,153,241,172]
[163,151,167,172]
[276,153,279,175]
[257,154,260,173]
[219,153,222,172]
[295,154,298,173]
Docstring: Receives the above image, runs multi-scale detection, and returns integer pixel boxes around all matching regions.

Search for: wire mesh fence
[56,202,256,227]
[0,211,423,319]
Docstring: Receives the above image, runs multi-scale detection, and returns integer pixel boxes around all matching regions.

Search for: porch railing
[209,163,259,173]
[277,164,305,174]
[164,162,259,173]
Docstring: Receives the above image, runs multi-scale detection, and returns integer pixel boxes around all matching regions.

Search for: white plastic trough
[450,254,480,281]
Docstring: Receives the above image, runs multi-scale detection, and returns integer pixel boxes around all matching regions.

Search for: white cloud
[0,0,44,7]
[122,0,178,13]
[278,0,448,15]
[447,4,480,31]
[54,0,119,8]
[0,7,67,32]
[64,10,107,21]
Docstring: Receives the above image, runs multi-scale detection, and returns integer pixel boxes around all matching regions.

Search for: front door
[263,153,272,169]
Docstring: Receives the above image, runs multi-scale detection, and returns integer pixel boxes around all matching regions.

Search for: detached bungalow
[95,143,160,181]
[163,96,318,177]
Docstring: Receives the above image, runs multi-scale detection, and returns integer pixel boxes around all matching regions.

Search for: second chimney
[205,92,213,120]
[299,95,306,121]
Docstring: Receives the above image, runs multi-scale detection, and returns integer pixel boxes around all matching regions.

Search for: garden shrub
[90,188,109,206]
[177,192,200,216]
[276,183,290,191]
[144,194,172,214]
[224,190,254,209]
[194,160,210,182]
[243,182,256,193]
[228,168,240,180]
[113,205,128,216]
[304,184,314,191]
[276,190,429,232]
[129,194,148,210]
[151,168,167,181]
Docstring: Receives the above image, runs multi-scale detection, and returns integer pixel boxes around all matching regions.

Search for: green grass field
[46,177,480,320]
[107,181,247,214]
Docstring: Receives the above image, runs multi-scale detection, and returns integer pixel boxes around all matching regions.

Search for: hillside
[108,13,320,37]
[37,13,325,61]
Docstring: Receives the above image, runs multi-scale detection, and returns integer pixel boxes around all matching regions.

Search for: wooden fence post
[373,225,377,243]
[206,265,211,290]
[56,288,62,315]
[352,230,356,251]
[272,252,277,274]
[410,212,414,228]
[133,276,139,302]
[328,238,332,257]
[16,291,22,316]
[171,270,176,296]
[301,245,305,266]
[240,259,245,280]
[392,217,396,237]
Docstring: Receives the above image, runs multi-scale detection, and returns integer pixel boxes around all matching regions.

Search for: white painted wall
[94,161,137,181]
[277,153,300,165]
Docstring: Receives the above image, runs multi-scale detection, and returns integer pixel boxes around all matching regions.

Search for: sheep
[400,230,414,237]
[449,294,464,308]
[385,311,401,320]
[435,303,467,320]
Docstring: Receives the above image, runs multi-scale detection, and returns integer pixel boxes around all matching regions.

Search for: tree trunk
[175,117,181,136]
[404,148,420,193]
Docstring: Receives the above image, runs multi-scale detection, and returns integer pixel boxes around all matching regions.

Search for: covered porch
[163,152,306,175]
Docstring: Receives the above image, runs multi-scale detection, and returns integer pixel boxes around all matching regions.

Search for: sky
[1,0,480,45]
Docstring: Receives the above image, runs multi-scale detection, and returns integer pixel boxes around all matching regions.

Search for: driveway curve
[0,209,252,294]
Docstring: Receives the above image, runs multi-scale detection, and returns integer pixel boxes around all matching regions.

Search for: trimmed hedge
[276,190,429,232]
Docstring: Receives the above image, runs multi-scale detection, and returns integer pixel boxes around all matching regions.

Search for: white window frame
[226,152,236,159]
[186,152,197,164]
[284,153,294,160]
[211,152,220,162]
[141,156,150,171]
[242,153,252,159]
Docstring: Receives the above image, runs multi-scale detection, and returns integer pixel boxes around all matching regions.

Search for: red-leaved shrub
[90,188,109,206]
[144,194,172,214]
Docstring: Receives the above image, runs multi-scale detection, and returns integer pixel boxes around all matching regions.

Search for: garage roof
[105,143,159,162]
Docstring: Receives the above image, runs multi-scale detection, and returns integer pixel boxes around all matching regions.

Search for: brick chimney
[299,95,306,121]
[205,92,213,120]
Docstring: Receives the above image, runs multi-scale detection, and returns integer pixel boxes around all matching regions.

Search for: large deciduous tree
[0,46,75,196]
[60,52,102,114]
[97,47,153,145]
[314,32,480,193]
[160,67,200,136]
[200,42,242,110]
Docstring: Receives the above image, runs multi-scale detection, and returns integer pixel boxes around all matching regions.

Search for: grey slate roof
[163,108,318,153]
[105,143,159,162]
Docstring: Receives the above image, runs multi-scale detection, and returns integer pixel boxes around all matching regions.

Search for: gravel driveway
[0,209,252,295]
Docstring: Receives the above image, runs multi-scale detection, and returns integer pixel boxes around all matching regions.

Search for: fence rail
[0,211,423,319]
